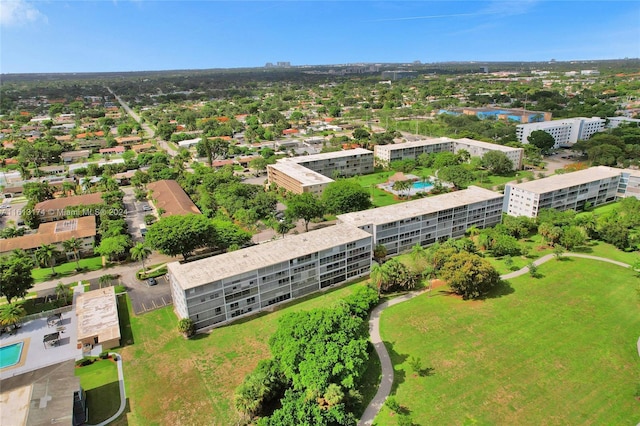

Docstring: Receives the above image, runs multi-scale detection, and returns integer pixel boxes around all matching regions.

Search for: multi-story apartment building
[266,162,333,195]
[373,137,523,170]
[503,166,631,218]
[267,148,374,194]
[168,224,372,330]
[516,117,605,148]
[337,186,503,256]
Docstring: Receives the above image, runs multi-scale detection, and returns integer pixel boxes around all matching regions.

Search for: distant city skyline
[1,0,639,74]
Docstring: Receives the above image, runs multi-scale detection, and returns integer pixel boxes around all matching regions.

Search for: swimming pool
[0,341,24,369]
[412,181,433,190]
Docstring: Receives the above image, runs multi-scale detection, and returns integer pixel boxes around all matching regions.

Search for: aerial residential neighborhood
[1,1,639,425]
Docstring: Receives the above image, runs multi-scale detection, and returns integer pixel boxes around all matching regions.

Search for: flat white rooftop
[168,224,372,290]
[507,166,623,194]
[76,287,120,343]
[375,137,520,153]
[268,162,333,186]
[280,148,373,164]
[337,186,502,227]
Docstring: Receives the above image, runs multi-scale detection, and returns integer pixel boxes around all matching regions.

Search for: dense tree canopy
[440,252,500,300]
[322,181,371,215]
[482,151,514,175]
[146,214,217,260]
[527,130,556,154]
[0,250,35,304]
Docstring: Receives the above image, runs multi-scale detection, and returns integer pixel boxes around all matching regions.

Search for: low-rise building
[502,166,640,218]
[35,193,104,222]
[374,137,523,170]
[114,136,142,146]
[0,216,96,257]
[267,148,374,194]
[337,186,503,256]
[61,150,90,163]
[76,287,121,353]
[147,180,201,217]
[168,224,372,330]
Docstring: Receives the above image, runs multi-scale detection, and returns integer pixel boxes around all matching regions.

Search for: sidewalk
[32,252,176,293]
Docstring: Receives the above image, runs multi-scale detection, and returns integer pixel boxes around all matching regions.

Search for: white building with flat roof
[168,224,372,330]
[516,117,605,148]
[503,166,640,218]
[373,137,523,170]
[267,148,374,194]
[607,116,640,128]
[337,186,503,256]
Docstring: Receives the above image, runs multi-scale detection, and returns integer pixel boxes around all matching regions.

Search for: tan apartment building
[147,180,201,217]
[76,287,121,352]
[35,193,104,222]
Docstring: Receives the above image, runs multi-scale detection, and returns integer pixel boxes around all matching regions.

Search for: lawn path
[86,353,126,426]
[358,253,633,426]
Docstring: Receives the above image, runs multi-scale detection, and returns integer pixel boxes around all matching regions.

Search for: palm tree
[35,243,60,276]
[130,242,152,272]
[61,181,75,197]
[369,263,389,296]
[0,303,26,330]
[99,274,114,289]
[55,282,69,305]
[81,177,94,193]
[392,179,412,200]
[63,237,82,270]
[466,225,480,238]
[410,243,428,276]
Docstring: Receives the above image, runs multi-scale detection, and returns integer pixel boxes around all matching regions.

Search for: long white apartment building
[168,224,372,330]
[373,137,523,170]
[516,117,605,148]
[337,186,503,256]
[503,166,640,218]
[267,148,374,194]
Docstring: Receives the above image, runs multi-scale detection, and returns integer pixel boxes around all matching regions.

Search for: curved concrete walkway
[358,253,633,425]
[87,353,126,426]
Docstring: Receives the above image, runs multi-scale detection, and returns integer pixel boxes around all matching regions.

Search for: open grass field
[376,258,639,425]
[32,256,104,283]
[74,358,121,424]
[116,279,379,425]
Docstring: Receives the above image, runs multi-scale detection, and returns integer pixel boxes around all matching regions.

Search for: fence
[22,305,73,323]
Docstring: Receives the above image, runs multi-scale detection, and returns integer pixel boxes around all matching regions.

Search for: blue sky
[1,1,639,73]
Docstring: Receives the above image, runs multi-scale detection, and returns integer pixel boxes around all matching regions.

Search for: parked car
[147,277,157,286]
[142,204,152,211]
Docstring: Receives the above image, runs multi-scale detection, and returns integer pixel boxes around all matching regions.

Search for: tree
[130,242,152,272]
[482,151,514,175]
[62,238,82,270]
[373,244,387,264]
[286,193,325,232]
[269,305,369,394]
[369,263,389,296]
[322,180,371,214]
[197,137,229,167]
[438,165,474,189]
[527,130,556,155]
[99,274,115,288]
[0,303,26,330]
[392,179,412,199]
[490,234,521,256]
[352,128,370,141]
[178,318,196,338]
[0,250,35,304]
[55,282,70,305]
[275,218,295,238]
[553,245,565,259]
[560,226,586,250]
[95,235,132,261]
[440,252,500,300]
[35,243,60,275]
[146,214,216,260]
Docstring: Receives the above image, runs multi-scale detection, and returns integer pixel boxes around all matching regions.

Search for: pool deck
[0,286,85,380]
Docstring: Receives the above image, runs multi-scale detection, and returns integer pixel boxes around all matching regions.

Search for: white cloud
[0,0,48,27]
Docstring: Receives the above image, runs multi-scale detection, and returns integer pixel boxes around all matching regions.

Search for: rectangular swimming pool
[0,341,24,369]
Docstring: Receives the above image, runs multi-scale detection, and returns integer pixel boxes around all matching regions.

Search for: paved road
[107,87,178,157]
[358,253,633,425]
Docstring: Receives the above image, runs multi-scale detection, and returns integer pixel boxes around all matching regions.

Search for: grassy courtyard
[376,258,639,425]
[74,358,121,424]
[32,255,104,283]
[115,279,379,425]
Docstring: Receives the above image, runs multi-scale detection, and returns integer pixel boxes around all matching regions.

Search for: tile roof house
[146,180,201,217]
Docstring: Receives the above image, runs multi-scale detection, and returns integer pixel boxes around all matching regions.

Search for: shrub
[385,396,401,413]
[178,318,196,337]
[99,351,110,359]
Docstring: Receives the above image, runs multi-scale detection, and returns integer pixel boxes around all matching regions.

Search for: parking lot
[126,275,173,315]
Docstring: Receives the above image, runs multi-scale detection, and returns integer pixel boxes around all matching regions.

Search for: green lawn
[75,358,121,424]
[473,169,534,189]
[117,279,377,425]
[376,258,639,425]
[32,256,104,283]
